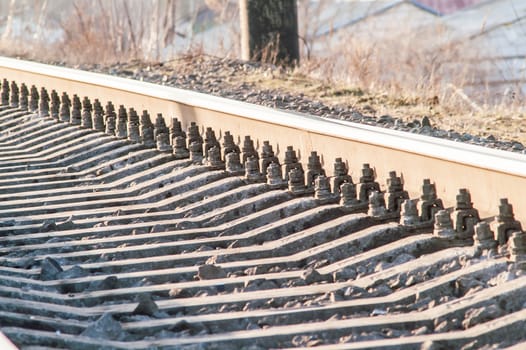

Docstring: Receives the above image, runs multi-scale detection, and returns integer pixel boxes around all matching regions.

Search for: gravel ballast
[68,55,526,155]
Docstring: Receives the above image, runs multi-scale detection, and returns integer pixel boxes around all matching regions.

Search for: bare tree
[33,0,48,42]
[2,0,17,41]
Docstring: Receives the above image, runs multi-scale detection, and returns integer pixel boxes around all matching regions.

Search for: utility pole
[239,0,299,66]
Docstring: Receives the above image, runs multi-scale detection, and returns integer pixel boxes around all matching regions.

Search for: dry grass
[241,67,526,145]
[57,1,134,64]
[297,23,484,109]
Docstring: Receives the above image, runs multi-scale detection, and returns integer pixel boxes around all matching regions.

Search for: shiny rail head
[0,332,17,350]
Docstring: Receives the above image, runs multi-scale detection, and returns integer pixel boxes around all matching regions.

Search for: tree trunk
[33,0,48,42]
[2,0,16,41]
[239,0,299,66]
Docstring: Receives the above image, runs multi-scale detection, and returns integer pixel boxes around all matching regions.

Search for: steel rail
[0,331,17,350]
[0,56,524,219]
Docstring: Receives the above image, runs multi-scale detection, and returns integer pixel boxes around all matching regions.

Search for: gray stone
[370,308,387,316]
[39,219,56,232]
[412,325,429,335]
[393,253,415,265]
[87,276,119,291]
[301,268,331,284]
[40,257,63,281]
[462,304,504,328]
[57,265,88,279]
[169,288,192,298]
[370,283,392,296]
[420,340,449,350]
[56,216,75,230]
[81,313,126,340]
[421,116,431,127]
[133,293,159,317]
[512,142,524,151]
[434,318,461,332]
[197,264,227,280]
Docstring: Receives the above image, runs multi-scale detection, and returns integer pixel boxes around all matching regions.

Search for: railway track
[0,57,525,349]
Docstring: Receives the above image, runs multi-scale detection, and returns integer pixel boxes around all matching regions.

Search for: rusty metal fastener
[340,182,359,207]
[189,140,203,162]
[288,166,306,195]
[305,151,325,188]
[368,191,387,218]
[282,146,300,181]
[452,188,480,240]
[173,136,189,159]
[127,108,140,143]
[204,127,219,159]
[116,105,128,138]
[433,209,455,239]
[29,85,39,112]
[10,81,19,108]
[400,199,419,226]
[491,198,522,247]
[70,94,81,125]
[187,121,202,146]
[156,131,171,152]
[242,135,258,164]
[92,99,104,131]
[266,162,285,188]
[331,158,352,195]
[140,110,155,148]
[260,141,279,177]
[1,78,10,105]
[50,90,60,119]
[104,102,116,135]
[225,152,243,174]
[38,87,50,118]
[245,156,263,182]
[222,131,240,158]
[19,83,28,110]
[154,113,168,135]
[386,171,409,214]
[473,221,497,252]
[206,145,224,170]
[419,179,443,223]
[170,117,185,141]
[59,92,71,123]
[81,96,93,128]
[356,163,380,203]
[315,175,337,203]
[508,230,526,266]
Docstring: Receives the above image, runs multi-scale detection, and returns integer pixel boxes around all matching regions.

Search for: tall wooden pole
[239,0,299,66]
